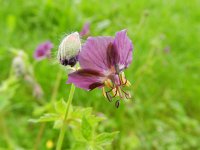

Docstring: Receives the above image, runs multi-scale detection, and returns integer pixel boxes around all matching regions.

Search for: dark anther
[106,92,112,102]
[125,92,131,99]
[115,100,120,108]
[121,89,131,99]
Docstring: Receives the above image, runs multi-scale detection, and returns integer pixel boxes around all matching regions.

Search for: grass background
[0,0,200,149]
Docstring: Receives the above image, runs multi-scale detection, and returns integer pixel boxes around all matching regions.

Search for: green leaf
[33,103,53,116]
[94,146,104,150]
[95,131,119,146]
[72,107,92,118]
[29,113,59,123]
[81,116,92,141]
[53,119,63,129]
[71,141,88,150]
[54,99,68,114]
[72,125,85,140]
[0,77,19,111]
[88,115,106,127]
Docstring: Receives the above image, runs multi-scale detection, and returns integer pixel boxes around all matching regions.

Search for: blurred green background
[0,0,200,149]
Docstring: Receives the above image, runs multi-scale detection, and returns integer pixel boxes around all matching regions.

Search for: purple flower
[67,30,133,104]
[79,22,90,37]
[34,41,53,60]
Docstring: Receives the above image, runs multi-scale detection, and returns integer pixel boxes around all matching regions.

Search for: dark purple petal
[78,36,114,73]
[34,41,53,60]
[89,82,104,90]
[113,30,133,69]
[79,22,90,37]
[67,69,104,90]
[106,43,120,69]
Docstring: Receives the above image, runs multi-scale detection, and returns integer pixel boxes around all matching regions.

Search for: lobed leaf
[95,131,119,146]
[29,113,59,123]
[81,116,92,141]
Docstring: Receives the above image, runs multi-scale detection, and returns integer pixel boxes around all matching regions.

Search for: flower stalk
[56,84,76,150]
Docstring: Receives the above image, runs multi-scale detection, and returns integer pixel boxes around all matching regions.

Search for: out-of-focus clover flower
[10,50,44,100]
[67,30,133,107]
[12,53,26,77]
[11,50,30,78]
[79,22,90,37]
[58,32,81,67]
[34,41,53,60]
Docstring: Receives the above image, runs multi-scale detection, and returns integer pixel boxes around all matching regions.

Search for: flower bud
[58,32,81,67]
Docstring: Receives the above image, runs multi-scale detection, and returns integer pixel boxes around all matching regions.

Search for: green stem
[34,123,46,150]
[50,69,63,103]
[34,69,63,150]
[56,84,76,150]
[0,114,13,149]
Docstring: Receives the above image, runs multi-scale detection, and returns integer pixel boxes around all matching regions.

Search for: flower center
[102,72,131,108]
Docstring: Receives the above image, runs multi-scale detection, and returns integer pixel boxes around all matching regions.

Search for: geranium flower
[67,30,133,107]
[34,41,53,60]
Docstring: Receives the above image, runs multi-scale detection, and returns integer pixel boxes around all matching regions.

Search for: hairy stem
[56,84,75,150]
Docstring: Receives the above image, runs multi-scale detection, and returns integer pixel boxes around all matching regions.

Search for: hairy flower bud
[58,32,81,67]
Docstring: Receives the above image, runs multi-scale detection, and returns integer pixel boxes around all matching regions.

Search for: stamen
[118,72,126,86]
[112,88,119,97]
[102,87,106,98]
[103,72,131,107]
[121,88,132,99]
[115,100,120,108]
[112,88,118,97]
[105,79,113,88]
[119,73,131,87]
[123,79,128,86]
[116,86,123,98]
[124,92,131,99]
[119,73,123,84]
[106,92,112,102]
[125,80,131,87]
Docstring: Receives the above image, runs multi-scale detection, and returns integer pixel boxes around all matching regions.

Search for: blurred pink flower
[164,46,170,53]
[34,41,53,60]
[79,22,90,37]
